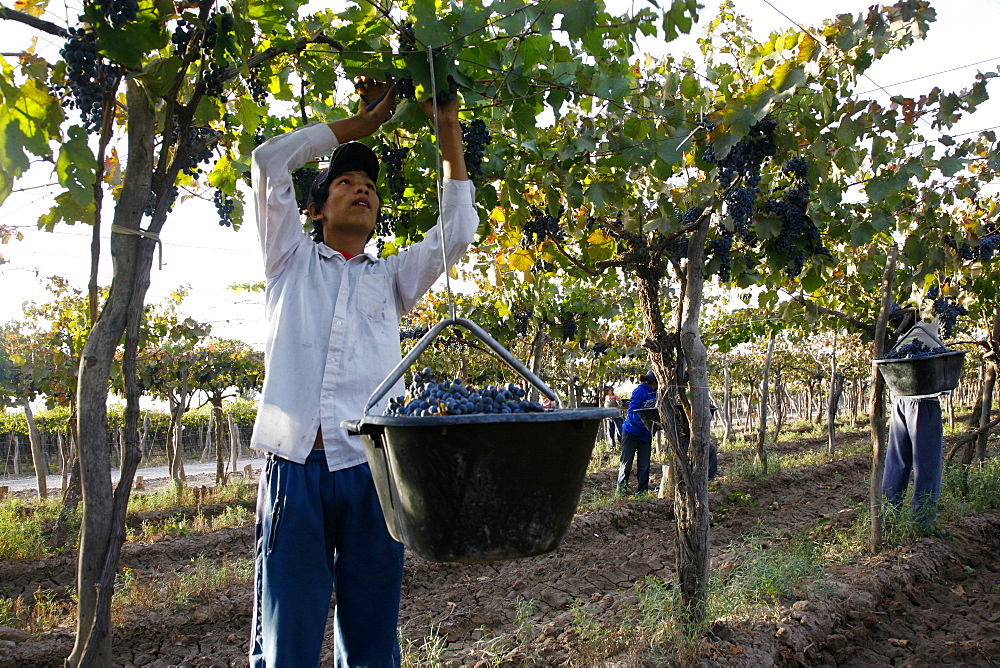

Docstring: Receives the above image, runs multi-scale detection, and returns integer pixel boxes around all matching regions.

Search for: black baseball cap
[305,142,380,209]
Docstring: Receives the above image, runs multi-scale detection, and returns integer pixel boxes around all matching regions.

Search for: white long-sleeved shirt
[249,122,478,470]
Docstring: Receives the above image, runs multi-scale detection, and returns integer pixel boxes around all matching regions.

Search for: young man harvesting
[248,79,477,666]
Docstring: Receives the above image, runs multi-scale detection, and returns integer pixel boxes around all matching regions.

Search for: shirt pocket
[355,274,391,322]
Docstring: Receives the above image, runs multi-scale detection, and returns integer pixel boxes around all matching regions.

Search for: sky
[0,0,998,351]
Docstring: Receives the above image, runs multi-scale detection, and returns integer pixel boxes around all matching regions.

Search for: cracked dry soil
[2,429,999,666]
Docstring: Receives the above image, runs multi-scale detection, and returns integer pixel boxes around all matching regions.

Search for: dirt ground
[2,428,999,667]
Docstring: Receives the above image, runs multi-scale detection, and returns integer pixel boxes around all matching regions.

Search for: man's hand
[417,84,468,181]
[326,77,396,144]
[417,90,459,125]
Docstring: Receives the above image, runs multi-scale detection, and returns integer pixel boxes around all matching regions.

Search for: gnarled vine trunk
[68,79,156,668]
[869,245,897,551]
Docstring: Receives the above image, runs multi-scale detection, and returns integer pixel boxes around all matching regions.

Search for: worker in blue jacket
[618,372,657,494]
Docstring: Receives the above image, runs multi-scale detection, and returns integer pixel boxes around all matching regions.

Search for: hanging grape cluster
[511,308,533,336]
[377,211,408,239]
[931,297,968,338]
[171,18,195,55]
[246,73,267,106]
[144,186,179,219]
[390,23,458,104]
[58,27,121,133]
[761,156,831,278]
[380,145,409,203]
[522,205,565,246]
[200,9,234,101]
[178,126,219,178]
[560,313,578,341]
[703,118,776,190]
[393,23,417,99]
[96,0,138,28]
[461,119,492,181]
[214,189,235,227]
[291,167,319,213]
[699,119,777,281]
[385,368,545,416]
[943,223,999,262]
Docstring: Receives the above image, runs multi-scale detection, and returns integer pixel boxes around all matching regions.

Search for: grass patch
[112,555,253,617]
[0,588,75,634]
[942,456,1000,513]
[127,478,256,513]
[401,627,448,667]
[709,530,828,621]
[0,497,62,560]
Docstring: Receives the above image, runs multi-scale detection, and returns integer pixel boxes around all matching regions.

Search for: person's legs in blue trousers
[910,399,943,526]
[617,432,639,493]
[250,452,404,667]
[882,397,915,509]
[635,437,652,493]
[882,397,944,528]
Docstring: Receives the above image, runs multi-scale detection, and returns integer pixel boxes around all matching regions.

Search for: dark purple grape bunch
[179,126,219,178]
[560,313,578,341]
[214,189,235,227]
[393,23,417,100]
[59,27,121,133]
[171,19,195,55]
[97,0,138,29]
[379,145,409,203]
[200,9,234,101]
[762,156,830,278]
[291,166,319,213]
[522,205,565,246]
[461,119,492,182]
[246,73,267,106]
[399,325,429,342]
[932,297,968,338]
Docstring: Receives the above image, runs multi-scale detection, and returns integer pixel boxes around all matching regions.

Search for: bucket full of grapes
[343,317,618,563]
[874,340,966,396]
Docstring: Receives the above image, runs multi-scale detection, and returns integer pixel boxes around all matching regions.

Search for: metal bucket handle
[363,317,562,415]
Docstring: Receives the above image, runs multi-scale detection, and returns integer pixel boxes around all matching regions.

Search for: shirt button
[335,320,343,326]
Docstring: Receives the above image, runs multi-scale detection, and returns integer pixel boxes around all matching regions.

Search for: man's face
[311,170,380,235]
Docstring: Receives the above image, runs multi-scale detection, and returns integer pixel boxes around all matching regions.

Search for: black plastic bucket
[874,350,966,396]
[345,407,617,563]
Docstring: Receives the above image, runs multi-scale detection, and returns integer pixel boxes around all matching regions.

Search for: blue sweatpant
[882,396,944,524]
[250,452,404,667]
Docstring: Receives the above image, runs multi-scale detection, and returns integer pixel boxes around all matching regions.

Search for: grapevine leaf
[585,179,614,209]
[937,156,966,177]
[249,0,298,36]
[413,0,447,47]
[38,191,95,231]
[559,0,598,41]
[136,57,184,99]
[754,212,782,239]
[771,62,806,94]
[864,176,891,203]
[56,127,97,207]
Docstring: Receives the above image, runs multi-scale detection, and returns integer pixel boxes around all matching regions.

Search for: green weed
[111,556,253,616]
[513,597,536,643]
[0,497,50,559]
[0,596,20,628]
[400,627,448,667]
[709,530,827,621]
